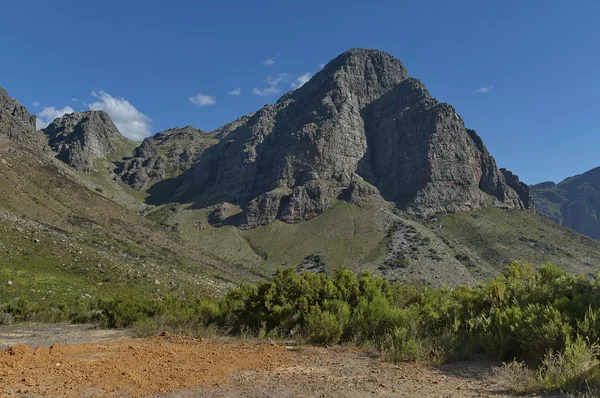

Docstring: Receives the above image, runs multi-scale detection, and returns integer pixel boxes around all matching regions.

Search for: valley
[1,46,599,397]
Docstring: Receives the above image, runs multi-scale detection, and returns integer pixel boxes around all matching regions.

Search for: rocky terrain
[532,167,600,240]
[1,49,600,291]
[0,87,39,147]
[148,49,532,229]
[42,110,131,173]
[119,126,217,190]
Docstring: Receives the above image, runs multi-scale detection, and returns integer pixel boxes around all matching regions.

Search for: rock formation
[119,126,217,190]
[0,87,38,146]
[149,48,532,228]
[42,110,128,172]
[532,167,600,240]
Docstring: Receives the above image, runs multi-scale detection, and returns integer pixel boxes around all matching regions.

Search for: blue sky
[0,0,598,184]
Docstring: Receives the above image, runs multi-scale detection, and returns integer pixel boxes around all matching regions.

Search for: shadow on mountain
[356,80,433,208]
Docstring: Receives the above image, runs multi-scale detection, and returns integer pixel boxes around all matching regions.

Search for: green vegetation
[440,206,600,277]
[4,262,600,394]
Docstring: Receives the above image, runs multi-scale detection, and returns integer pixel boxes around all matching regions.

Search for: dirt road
[0,331,536,397]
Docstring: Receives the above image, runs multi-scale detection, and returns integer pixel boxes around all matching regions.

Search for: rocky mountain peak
[42,110,127,172]
[119,125,218,191]
[282,48,409,109]
[140,48,533,229]
[532,166,600,239]
[0,86,38,146]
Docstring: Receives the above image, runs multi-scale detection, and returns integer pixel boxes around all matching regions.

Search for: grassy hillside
[4,132,600,309]
[0,138,261,308]
[438,206,600,276]
[145,196,600,287]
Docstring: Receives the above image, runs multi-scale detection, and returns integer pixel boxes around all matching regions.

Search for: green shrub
[6,261,600,396]
[304,306,343,345]
[498,336,600,394]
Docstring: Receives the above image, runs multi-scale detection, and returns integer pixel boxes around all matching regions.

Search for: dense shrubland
[3,261,600,393]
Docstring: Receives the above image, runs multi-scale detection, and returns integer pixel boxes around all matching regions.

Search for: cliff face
[532,167,600,240]
[150,49,532,228]
[119,126,217,190]
[0,87,38,146]
[42,110,128,172]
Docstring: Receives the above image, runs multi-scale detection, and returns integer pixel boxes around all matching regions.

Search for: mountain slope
[0,88,263,305]
[532,167,600,240]
[42,110,134,173]
[0,86,39,147]
[146,49,532,229]
[119,126,217,192]
[2,48,599,293]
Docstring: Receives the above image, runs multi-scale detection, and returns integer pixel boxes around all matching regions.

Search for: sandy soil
[0,330,554,398]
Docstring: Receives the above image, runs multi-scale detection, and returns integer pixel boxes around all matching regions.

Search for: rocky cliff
[42,110,128,173]
[0,87,38,146]
[148,49,532,228]
[119,126,217,190]
[532,167,600,240]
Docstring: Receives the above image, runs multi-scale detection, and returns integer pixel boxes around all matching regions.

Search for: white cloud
[263,57,275,67]
[266,73,290,86]
[291,73,311,88]
[71,98,79,102]
[318,63,325,69]
[36,106,75,130]
[189,93,217,107]
[252,87,281,97]
[228,87,242,96]
[476,86,494,93]
[32,101,40,107]
[89,90,152,140]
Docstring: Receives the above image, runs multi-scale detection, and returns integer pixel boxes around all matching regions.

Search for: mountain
[532,167,600,240]
[0,87,262,308]
[147,49,532,230]
[119,126,217,191]
[0,86,39,147]
[42,110,133,173]
[1,49,600,292]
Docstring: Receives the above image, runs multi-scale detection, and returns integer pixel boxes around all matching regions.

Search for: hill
[532,167,600,240]
[1,49,599,300]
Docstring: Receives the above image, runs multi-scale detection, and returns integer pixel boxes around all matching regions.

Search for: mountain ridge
[141,48,533,229]
[2,48,599,292]
[532,166,600,240]
[42,110,132,173]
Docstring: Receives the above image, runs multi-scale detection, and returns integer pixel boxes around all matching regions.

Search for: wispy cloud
[89,90,152,140]
[476,86,494,94]
[252,87,281,97]
[71,98,79,102]
[266,73,290,86]
[32,101,40,107]
[263,57,275,67]
[189,93,217,107]
[253,72,290,97]
[318,63,325,69]
[36,106,75,130]
[228,87,242,96]
[291,73,311,88]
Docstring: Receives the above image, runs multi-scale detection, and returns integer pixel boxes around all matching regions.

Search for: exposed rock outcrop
[143,49,533,229]
[42,111,128,172]
[532,167,600,240]
[500,168,534,210]
[0,87,38,146]
[119,126,217,190]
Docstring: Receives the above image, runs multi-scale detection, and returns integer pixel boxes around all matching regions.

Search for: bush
[6,261,600,395]
[497,336,600,394]
[304,306,343,345]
